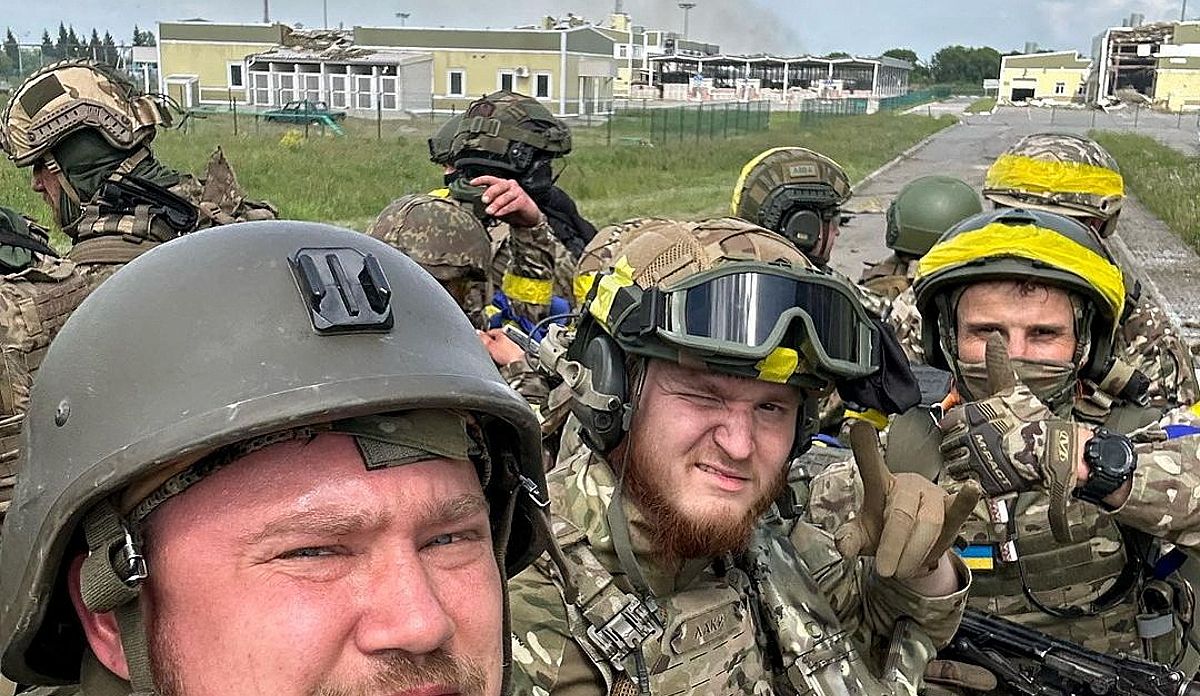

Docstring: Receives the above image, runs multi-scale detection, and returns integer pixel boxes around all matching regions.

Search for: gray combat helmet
[0,221,547,688]
[428,113,464,165]
[885,175,982,258]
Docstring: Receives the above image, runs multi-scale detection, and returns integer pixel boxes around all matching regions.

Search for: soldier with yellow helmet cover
[833,207,1200,694]
[983,133,1197,411]
[508,217,977,696]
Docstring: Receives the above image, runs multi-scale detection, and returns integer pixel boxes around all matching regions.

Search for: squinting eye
[277,546,338,560]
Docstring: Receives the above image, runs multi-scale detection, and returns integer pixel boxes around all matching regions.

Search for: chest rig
[549,500,907,695]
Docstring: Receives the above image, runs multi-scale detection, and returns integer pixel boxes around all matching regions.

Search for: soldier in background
[983,132,1197,410]
[367,193,551,414]
[0,60,277,533]
[861,175,982,299]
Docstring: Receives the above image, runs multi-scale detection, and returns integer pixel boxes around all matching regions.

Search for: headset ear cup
[571,333,629,454]
[789,396,820,460]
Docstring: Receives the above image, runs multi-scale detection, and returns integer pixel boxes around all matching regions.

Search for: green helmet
[885,175,982,258]
[0,60,170,168]
[983,133,1124,237]
[0,206,56,273]
[730,147,852,265]
[367,193,491,282]
[450,90,572,175]
[913,208,1125,405]
[428,113,464,165]
[0,221,547,687]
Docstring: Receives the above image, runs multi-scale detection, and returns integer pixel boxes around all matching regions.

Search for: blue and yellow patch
[955,544,995,571]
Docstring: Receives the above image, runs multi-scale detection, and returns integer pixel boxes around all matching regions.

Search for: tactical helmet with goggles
[983,133,1124,238]
[730,147,852,266]
[1,60,171,168]
[886,175,982,258]
[0,221,547,690]
[913,208,1126,410]
[586,218,879,386]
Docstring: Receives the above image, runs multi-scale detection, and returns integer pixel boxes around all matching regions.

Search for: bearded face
[621,360,800,562]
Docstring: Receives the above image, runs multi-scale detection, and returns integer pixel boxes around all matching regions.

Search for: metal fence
[0,43,154,92]
[879,86,953,112]
[602,100,771,146]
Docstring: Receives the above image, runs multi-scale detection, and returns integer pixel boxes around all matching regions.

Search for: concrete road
[827,102,1200,346]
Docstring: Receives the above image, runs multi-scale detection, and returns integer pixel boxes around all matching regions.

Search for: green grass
[964,97,996,114]
[1091,131,1200,252]
[0,110,956,241]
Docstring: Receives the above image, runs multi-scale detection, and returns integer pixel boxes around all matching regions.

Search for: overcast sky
[4,0,1193,61]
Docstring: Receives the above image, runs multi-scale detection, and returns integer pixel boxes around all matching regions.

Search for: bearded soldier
[509,218,977,695]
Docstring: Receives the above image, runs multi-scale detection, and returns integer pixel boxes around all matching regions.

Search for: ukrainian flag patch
[956,545,995,571]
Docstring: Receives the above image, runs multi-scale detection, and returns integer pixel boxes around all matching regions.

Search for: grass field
[0,109,956,239]
[1091,131,1200,252]
[964,97,996,114]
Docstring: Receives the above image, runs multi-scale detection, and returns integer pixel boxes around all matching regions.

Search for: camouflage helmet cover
[367,194,491,282]
[0,60,171,167]
[449,90,572,165]
[572,217,675,306]
[428,113,464,165]
[886,175,983,258]
[0,221,546,685]
[983,133,1124,232]
[730,146,852,226]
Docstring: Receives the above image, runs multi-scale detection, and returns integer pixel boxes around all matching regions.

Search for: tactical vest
[548,499,911,695]
[860,255,916,300]
[0,256,91,523]
[888,402,1193,667]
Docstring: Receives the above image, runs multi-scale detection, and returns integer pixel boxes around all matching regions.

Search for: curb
[853,120,962,189]
[1104,226,1198,345]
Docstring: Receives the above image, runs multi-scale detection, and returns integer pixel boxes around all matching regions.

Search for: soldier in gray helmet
[0,221,551,696]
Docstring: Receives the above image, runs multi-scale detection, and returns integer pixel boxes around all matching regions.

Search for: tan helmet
[730,147,852,265]
[368,194,491,282]
[572,217,674,306]
[0,60,171,168]
[983,133,1124,237]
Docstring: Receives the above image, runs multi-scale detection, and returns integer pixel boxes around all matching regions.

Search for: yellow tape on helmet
[917,222,1125,320]
[573,272,597,308]
[985,154,1124,199]
[730,146,793,217]
[501,273,554,306]
[755,347,799,384]
[589,256,635,327]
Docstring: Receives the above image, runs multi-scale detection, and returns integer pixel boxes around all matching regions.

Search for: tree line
[883,45,1025,86]
[2,24,156,79]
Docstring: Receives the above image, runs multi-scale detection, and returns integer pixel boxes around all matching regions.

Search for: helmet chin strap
[41,154,85,236]
[79,502,156,695]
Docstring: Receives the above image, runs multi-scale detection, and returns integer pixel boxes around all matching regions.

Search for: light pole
[396,12,411,27]
[678,3,696,39]
[1184,0,1189,21]
[323,0,328,28]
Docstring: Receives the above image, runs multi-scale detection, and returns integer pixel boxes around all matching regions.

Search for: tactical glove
[835,422,980,579]
[938,333,1080,498]
[937,333,1082,542]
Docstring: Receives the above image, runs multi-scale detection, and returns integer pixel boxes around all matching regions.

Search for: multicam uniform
[511,218,974,696]
[510,447,969,696]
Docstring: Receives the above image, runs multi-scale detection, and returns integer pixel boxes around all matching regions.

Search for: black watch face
[1094,436,1134,472]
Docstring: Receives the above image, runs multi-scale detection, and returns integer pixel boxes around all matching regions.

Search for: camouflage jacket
[813,400,1200,671]
[509,446,970,696]
[860,253,917,301]
[884,286,925,364]
[489,217,577,323]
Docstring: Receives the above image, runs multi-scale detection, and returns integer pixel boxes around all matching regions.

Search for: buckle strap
[585,595,663,668]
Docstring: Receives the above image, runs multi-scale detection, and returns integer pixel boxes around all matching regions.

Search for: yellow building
[999,51,1090,103]
[157,20,618,117]
[1093,21,1200,111]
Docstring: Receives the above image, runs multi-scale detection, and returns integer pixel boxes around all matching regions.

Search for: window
[447,69,465,97]
[251,72,270,105]
[1054,81,1066,95]
[227,62,245,89]
[355,75,373,109]
[535,72,552,99]
[498,70,515,92]
[275,73,295,104]
[329,73,348,109]
[380,76,397,110]
[618,45,628,58]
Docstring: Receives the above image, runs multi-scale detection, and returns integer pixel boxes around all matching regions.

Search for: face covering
[443,170,461,187]
[956,356,1078,416]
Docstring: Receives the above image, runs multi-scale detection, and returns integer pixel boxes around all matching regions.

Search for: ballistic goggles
[603,262,880,380]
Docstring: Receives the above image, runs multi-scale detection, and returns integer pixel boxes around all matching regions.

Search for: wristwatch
[1074,428,1136,508]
